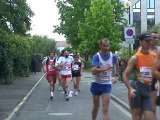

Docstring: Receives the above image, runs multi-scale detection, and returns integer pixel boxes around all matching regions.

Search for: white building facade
[124,0,160,34]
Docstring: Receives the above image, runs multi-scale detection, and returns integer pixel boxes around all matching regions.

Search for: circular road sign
[124,27,135,39]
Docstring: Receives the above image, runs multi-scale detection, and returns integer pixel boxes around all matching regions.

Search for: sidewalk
[0,72,45,120]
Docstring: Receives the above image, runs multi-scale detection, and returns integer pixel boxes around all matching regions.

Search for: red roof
[56,41,71,47]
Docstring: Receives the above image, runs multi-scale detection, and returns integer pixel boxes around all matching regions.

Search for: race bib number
[139,67,152,82]
[48,65,54,70]
[73,64,79,70]
[103,71,109,76]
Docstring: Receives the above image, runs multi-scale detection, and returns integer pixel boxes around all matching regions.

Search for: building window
[133,12,141,34]
[147,0,155,29]
[147,15,155,29]
[147,0,155,9]
[133,1,140,9]
[147,0,155,12]
[133,1,141,34]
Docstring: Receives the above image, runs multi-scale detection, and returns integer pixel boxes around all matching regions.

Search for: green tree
[54,0,125,53]
[54,0,91,49]
[0,0,34,35]
[31,35,58,56]
[146,23,160,34]
[78,0,125,54]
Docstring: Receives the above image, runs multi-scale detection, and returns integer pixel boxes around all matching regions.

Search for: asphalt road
[11,74,131,120]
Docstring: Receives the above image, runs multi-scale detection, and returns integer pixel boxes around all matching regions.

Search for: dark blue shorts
[90,82,112,96]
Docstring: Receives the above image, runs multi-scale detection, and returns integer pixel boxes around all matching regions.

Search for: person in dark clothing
[71,54,82,96]
[30,54,37,74]
[119,59,127,82]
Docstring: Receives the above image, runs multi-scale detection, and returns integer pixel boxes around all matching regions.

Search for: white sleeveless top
[93,52,113,84]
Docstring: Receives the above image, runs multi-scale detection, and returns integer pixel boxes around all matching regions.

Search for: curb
[5,73,46,120]
[111,94,130,112]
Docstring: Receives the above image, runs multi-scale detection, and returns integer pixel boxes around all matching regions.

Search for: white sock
[51,92,54,97]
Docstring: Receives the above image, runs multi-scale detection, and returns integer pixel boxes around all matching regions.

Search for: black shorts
[72,72,81,77]
[151,78,157,91]
[130,81,154,111]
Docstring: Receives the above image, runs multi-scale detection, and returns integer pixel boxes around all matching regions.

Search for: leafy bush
[0,32,58,84]
[84,60,92,70]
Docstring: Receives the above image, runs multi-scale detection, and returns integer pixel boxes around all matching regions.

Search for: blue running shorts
[90,82,112,96]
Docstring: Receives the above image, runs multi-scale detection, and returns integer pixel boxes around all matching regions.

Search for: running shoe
[75,91,78,96]
[50,96,53,100]
[69,91,73,98]
[65,96,69,101]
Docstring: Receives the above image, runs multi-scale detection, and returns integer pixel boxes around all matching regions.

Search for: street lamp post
[124,0,132,58]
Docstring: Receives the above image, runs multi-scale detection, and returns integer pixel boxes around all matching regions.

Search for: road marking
[111,100,131,119]
[111,94,131,119]
[48,113,73,116]
[5,73,46,120]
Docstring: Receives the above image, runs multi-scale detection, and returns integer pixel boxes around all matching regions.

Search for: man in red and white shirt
[42,52,57,100]
[56,50,73,101]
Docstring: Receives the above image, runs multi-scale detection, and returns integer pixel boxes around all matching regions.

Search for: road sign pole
[129,44,131,58]
[129,6,131,58]
[124,26,135,59]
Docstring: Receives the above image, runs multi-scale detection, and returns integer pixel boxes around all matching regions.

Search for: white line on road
[5,73,46,120]
[48,113,74,116]
[111,100,131,119]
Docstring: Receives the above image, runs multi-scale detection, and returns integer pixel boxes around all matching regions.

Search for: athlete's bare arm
[112,62,119,84]
[152,51,160,80]
[123,56,137,92]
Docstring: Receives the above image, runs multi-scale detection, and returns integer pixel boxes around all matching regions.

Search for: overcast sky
[26,0,65,41]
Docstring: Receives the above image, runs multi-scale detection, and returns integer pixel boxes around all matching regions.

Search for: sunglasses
[152,37,159,39]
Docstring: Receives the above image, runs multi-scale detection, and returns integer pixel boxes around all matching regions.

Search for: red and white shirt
[57,56,73,75]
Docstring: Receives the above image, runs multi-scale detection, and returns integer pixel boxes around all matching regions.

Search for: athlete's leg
[151,78,158,119]
[101,93,110,120]
[143,110,155,120]
[129,81,143,120]
[52,75,57,92]
[57,72,63,90]
[47,75,56,99]
[76,77,81,91]
[73,77,77,90]
[61,75,66,93]
[73,77,80,90]
[129,95,143,120]
[65,76,71,96]
[131,109,143,120]
[142,96,156,120]
[151,91,158,118]
[92,95,100,120]
[73,76,80,95]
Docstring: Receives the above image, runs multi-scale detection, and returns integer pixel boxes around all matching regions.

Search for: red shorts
[61,74,72,80]
[46,74,57,84]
